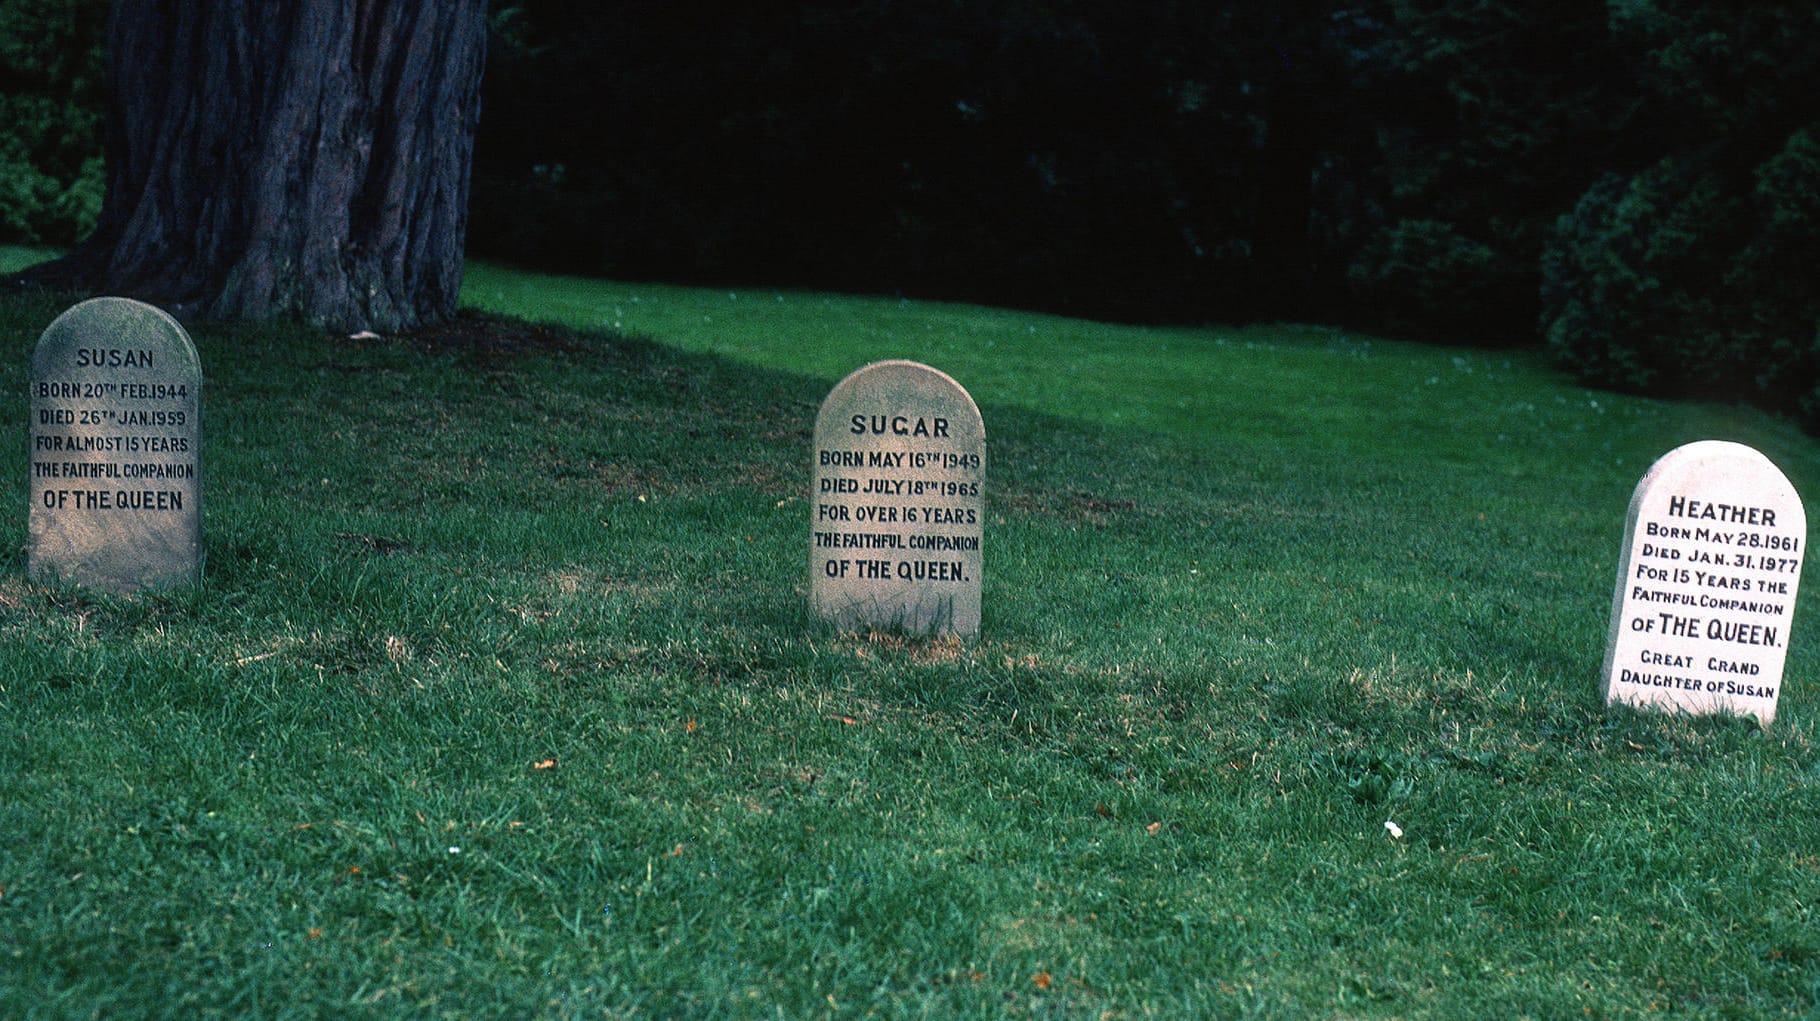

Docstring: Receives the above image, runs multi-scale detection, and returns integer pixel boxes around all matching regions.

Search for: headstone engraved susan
[1601,440,1805,725]
[812,360,984,636]
[29,297,202,594]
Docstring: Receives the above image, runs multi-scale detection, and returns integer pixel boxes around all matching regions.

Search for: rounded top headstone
[814,360,984,443]
[810,360,985,636]
[1601,439,1806,725]
[33,297,200,380]
[28,296,203,595]
[1626,441,1802,515]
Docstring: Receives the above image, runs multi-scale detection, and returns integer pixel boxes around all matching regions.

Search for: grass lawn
[2,248,1818,1017]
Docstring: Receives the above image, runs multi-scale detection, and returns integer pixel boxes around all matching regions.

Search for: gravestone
[28,297,202,594]
[811,360,984,636]
[1601,440,1805,725]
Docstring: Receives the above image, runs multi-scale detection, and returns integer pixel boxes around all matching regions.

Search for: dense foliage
[0,0,105,246]
[6,1,1819,421]
[1541,4,1820,423]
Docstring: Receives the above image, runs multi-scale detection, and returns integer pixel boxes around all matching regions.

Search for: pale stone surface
[1601,440,1805,725]
[28,297,202,594]
[811,360,984,636]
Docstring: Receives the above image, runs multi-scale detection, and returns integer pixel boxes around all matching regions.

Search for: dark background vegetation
[4,2,1819,422]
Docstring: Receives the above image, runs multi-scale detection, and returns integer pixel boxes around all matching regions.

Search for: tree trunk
[17,0,487,334]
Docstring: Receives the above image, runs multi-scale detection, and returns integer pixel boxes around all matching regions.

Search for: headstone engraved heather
[29,298,202,594]
[812,360,984,636]
[1601,441,1805,725]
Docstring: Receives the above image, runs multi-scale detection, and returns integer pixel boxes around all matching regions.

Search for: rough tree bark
[16,0,487,333]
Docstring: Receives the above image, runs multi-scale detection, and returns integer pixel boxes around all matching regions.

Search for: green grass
[1,249,1817,1017]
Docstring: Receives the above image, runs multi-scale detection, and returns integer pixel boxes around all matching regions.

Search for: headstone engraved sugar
[812,360,984,636]
[29,298,202,594]
[1601,441,1805,725]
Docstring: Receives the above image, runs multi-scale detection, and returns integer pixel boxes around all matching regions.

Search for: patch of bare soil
[392,309,594,368]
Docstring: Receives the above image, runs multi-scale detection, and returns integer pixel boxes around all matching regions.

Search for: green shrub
[1543,2,1820,424]
[1542,160,1734,396]
[1541,138,1820,420]
[1736,124,1820,415]
[0,0,108,246]
[1347,218,1513,341]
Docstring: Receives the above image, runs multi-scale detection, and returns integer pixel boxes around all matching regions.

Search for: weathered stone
[28,297,202,594]
[811,360,984,636]
[1601,440,1804,725]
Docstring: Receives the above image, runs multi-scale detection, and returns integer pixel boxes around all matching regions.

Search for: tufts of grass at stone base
[0,268,1817,1017]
